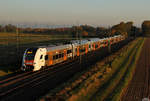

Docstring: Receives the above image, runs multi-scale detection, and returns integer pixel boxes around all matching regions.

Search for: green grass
[105,37,145,101]
[0,32,73,45]
[93,38,144,101]
[60,38,142,101]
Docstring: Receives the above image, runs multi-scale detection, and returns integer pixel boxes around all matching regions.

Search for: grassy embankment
[0,32,72,76]
[92,38,145,101]
[39,37,144,101]
[105,37,145,101]
[69,38,144,101]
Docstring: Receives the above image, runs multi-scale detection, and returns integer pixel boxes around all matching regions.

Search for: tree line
[0,21,142,38]
[142,20,150,35]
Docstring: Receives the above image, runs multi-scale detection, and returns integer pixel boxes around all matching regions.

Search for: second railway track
[0,57,79,100]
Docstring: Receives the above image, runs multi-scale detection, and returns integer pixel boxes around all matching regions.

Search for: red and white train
[21,35,125,71]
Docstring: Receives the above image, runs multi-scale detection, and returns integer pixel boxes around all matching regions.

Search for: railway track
[0,59,73,87]
[0,39,131,101]
[0,49,104,101]
[0,58,80,101]
[121,37,150,101]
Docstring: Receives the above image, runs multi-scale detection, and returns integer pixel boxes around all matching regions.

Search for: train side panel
[45,45,73,66]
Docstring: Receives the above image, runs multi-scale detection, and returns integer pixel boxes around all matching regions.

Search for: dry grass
[0,32,73,45]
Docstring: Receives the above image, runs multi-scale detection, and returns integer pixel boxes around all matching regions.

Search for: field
[39,37,144,101]
[121,38,150,101]
[0,32,146,101]
[0,34,134,101]
[0,32,73,76]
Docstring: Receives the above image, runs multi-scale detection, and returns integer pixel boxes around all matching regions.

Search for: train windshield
[25,48,37,60]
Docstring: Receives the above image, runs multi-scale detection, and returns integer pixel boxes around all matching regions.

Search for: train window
[53,56,56,60]
[59,54,62,58]
[25,54,35,60]
[40,55,43,59]
[80,47,85,52]
[45,55,48,60]
[67,50,72,54]
[56,55,59,59]
[67,50,69,54]
[25,48,38,60]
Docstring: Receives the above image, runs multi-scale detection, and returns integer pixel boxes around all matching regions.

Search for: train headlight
[23,63,25,66]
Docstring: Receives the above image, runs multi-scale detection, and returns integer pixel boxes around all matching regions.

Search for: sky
[0,0,150,27]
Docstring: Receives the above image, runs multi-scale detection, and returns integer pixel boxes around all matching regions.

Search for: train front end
[21,48,38,71]
[21,47,47,71]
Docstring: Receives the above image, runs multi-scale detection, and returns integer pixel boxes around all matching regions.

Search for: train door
[77,47,80,56]
[99,42,101,48]
[48,52,53,66]
[64,50,67,60]
[85,44,88,54]
[106,40,109,46]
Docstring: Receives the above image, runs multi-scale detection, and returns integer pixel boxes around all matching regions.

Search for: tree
[125,21,141,37]
[111,21,134,37]
[71,26,83,38]
[142,20,150,35]
[4,24,17,32]
[81,25,96,36]
[82,31,88,37]
[96,27,109,38]
[111,29,116,35]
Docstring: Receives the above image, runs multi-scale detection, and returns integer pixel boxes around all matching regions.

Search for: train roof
[35,35,123,51]
[114,35,121,37]
[38,45,56,48]
[70,39,89,45]
[88,38,100,42]
[45,44,72,51]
